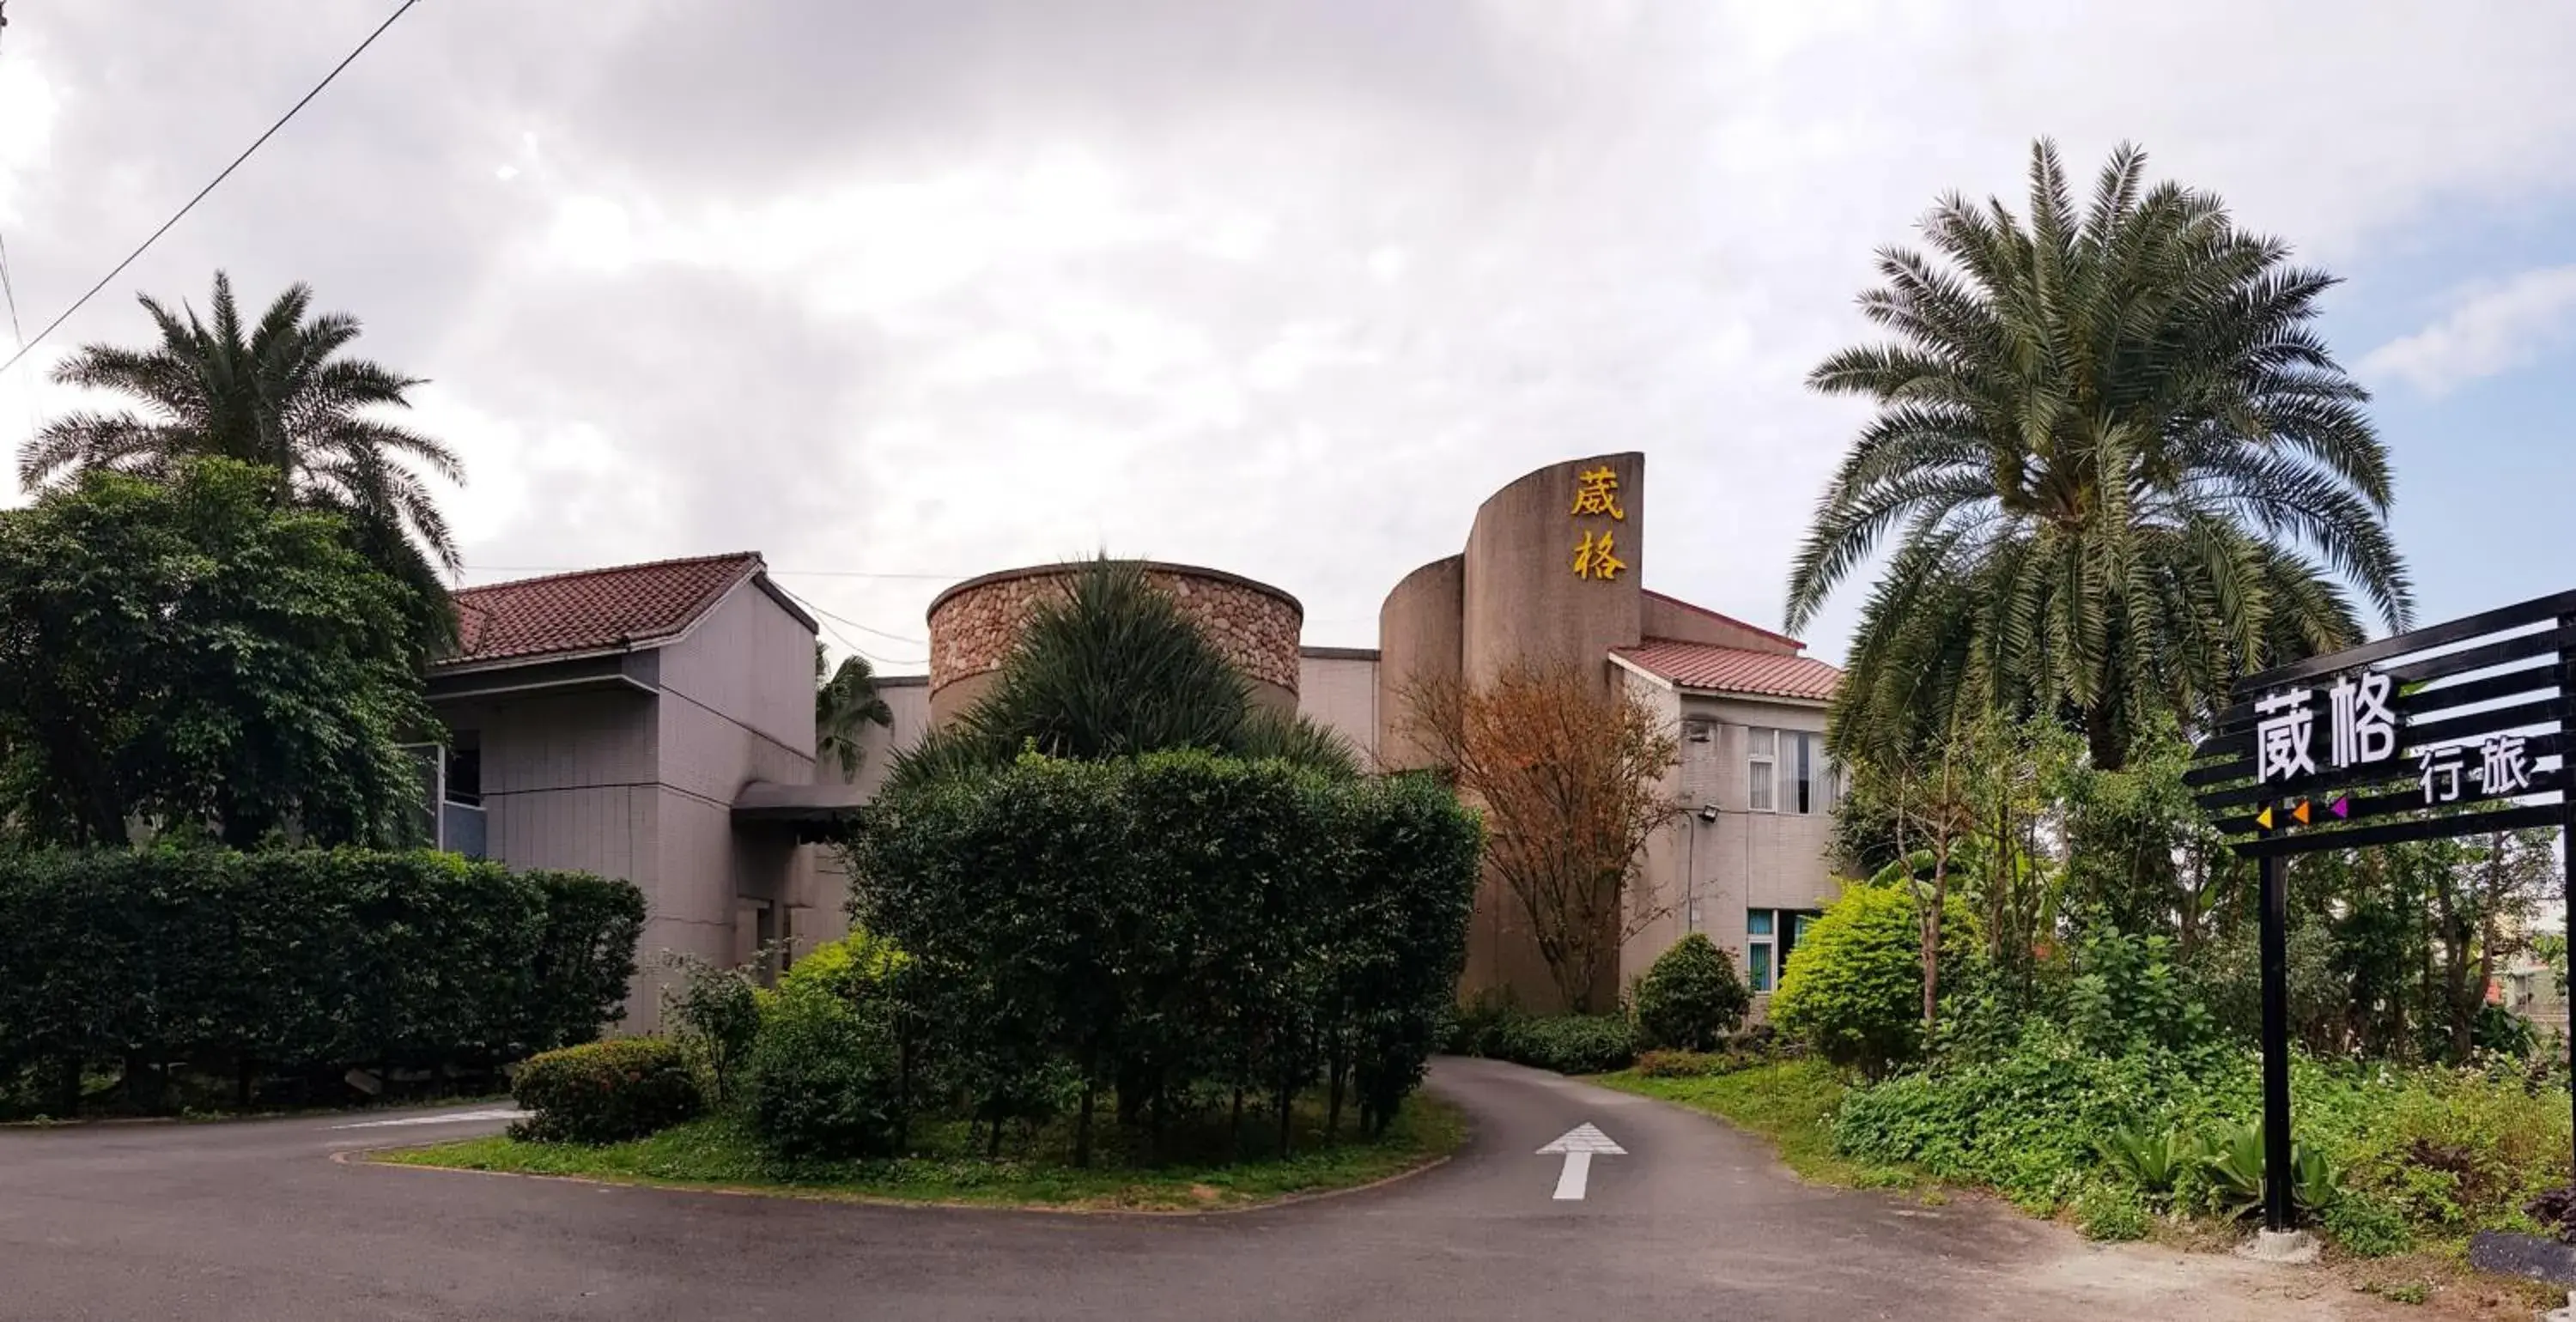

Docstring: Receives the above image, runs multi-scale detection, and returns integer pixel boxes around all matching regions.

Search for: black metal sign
[2190,591,2572,856]
[2188,589,2576,1243]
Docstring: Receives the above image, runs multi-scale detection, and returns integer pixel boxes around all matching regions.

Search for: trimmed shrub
[1492,1016,1637,1075]
[509,1038,701,1144]
[0,849,644,1114]
[745,980,903,1161]
[1634,934,1751,1052]
[2323,1191,2413,1258]
[1634,1049,1730,1078]
[850,750,1480,1157]
[1771,883,1972,1078]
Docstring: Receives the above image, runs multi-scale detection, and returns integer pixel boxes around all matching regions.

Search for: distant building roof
[1613,638,1843,701]
[443,552,805,669]
[1641,589,1803,650]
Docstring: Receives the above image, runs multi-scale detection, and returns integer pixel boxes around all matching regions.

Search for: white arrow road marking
[1536,1122,1625,1200]
[330,1107,524,1130]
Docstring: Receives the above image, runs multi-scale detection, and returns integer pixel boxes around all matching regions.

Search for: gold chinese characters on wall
[1570,465,1625,581]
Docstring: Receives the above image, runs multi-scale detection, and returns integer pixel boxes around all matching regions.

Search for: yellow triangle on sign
[2256,806,2275,830]
[2293,800,2312,826]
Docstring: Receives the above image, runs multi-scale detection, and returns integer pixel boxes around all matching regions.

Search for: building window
[1747,728,1831,815]
[1746,907,1823,992]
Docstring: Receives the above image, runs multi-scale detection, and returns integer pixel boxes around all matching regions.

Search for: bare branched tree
[1403,662,1684,1013]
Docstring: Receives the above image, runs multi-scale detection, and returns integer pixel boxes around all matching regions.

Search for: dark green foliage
[745,978,905,1161]
[885,558,1358,794]
[1772,883,1974,1077]
[22,271,464,654]
[0,850,642,1115]
[0,459,436,847]
[1485,1016,1637,1076]
[1633,933,1751,1052]
[849,750,1479,1161]
[509,1038,702,1144]
[2064,929,2215,1056]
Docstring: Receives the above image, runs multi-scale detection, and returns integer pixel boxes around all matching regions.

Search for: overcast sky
[3,2,2574,671]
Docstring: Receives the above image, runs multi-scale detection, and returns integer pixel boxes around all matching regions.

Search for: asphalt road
[0,1058,2350,1321]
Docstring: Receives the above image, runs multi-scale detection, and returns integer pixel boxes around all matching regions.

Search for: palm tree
[817,642,896,779]
[1786,141,2411,769]
[886,557,1357,793]
[20,271,464,652]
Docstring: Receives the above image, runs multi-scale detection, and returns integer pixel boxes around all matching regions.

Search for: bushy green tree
[1788,141,2409,771]
[1633,934,1750,1052]
[22,271,464,653]
[0,458,435,847]
[1773,883,1974,1077]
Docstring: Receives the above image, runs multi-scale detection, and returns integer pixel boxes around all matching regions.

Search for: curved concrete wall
[1461,452,1645,694]
[925,562,1303,725]
[1373,555,1464,772]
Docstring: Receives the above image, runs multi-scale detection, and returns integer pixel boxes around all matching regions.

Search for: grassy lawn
[1591,1059,1923,1191]
[374,1092,1467,1211]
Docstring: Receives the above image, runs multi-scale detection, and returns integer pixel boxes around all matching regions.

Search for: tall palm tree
[1786,141,2412,770]
[20,271,464,652]
[817,642,896,779]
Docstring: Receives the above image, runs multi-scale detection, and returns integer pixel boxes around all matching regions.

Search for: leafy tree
[21,271,465,653]
[1632,933,1750,1051]
[815,643,895,779]
[0,458,433,846]
[1403,661,1685,1013]
[1786,140,2411,770]
[887,557,1357,791]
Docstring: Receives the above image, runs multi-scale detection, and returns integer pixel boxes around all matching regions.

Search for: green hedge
[510,1037,701,1144]
[850,752,1479,1155]
[0,848,644,1113]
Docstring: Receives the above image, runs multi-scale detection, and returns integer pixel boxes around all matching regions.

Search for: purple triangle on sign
[2331,796,2350,819]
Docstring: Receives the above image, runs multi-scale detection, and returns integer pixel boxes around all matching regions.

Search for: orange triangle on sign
[2293,800,2312,826]
[2256,806,2275,830]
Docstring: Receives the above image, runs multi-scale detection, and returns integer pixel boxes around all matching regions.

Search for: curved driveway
[0,1058,2391,1320]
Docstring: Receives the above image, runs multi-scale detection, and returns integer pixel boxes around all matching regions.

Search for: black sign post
[2191,591,2576,1236]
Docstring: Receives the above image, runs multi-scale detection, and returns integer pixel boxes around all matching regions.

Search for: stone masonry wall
[928,566,1303,697]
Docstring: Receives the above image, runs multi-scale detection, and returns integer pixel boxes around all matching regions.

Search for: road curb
[334,1139,1459,1219]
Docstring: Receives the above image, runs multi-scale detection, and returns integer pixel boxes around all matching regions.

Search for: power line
[0,231,25,349]
[0,0,425,378]
[767,581,928,667]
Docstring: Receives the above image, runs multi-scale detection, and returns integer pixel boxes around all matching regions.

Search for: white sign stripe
[1552,1150,1594,1200]
[330,1107,523,1130]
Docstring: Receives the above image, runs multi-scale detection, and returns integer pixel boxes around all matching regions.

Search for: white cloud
[9,1,2576,662]
[2361,266,2576,397]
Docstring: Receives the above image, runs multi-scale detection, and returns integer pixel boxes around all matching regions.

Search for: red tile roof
[442,553,764,667]
[1614,637,1843,700]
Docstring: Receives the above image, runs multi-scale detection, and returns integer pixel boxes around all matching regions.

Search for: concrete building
[864,452,1845,1014]
[425,553,848,1028]
[448,452,1842,1022]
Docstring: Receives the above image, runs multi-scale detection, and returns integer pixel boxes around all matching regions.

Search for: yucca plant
[2197,1121,2342,1220]
[1788,141,2412,769]
[2095,1123,2202,1195]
